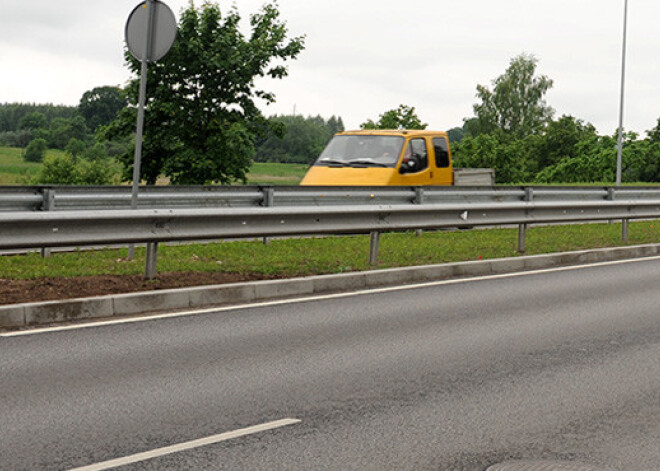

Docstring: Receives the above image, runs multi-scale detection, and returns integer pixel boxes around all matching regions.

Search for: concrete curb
[2,243,660,329]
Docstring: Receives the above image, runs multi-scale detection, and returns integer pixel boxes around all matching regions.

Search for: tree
[530,115,597,173]
[452,133,535,183]
[104,2,305,185]
[78,86,126,131]
[23,138,48,162]
[646,117,660,143]
[447,126,465,143]
[48,116,89,149]
[65,137,87,161]
[361,105,427,130]
[83,142,109,161]
[469,54,554,137]
[18,111,47,131]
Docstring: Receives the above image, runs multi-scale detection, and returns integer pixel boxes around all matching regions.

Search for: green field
[0,147,42,184]
[1,221,658,279]
[0,146,308,185]
[246,162,308,185]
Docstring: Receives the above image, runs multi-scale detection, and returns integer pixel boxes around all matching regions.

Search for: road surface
[1,257,659,470]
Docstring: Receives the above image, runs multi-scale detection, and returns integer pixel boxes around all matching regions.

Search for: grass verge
[0,221,658,280]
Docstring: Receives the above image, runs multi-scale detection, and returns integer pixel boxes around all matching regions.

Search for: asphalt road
[1,258,659,470]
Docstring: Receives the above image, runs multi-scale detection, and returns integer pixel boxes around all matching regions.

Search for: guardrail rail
[1,185,659,278]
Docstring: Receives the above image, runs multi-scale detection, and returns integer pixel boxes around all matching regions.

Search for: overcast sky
[2,1,659,135]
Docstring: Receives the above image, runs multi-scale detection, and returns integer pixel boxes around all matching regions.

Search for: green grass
[1,221,658,280]
[0,147,309,186]
[246,162,308,185]
[0,146,67,185]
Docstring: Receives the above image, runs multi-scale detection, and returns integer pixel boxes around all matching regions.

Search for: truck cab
[300,130,454,186]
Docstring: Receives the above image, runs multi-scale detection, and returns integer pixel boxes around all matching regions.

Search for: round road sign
[125,0,177,62]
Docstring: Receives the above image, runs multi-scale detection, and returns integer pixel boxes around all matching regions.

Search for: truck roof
[337,129,448,138]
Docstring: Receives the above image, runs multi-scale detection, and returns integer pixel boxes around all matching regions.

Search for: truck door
[432,137,453,185]
[393,138,432,185]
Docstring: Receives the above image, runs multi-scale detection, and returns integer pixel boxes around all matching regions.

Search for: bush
[0,130,34,147]
[23,138,48,162]
[32,153,122,185]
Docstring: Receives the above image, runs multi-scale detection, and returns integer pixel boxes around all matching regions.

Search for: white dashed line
[68,418,301,471]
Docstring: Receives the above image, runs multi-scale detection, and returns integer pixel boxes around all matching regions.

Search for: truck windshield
[315,135,405,168]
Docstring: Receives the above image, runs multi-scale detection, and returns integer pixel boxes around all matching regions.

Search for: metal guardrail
[2,184,660,278]
[3,184,660,211]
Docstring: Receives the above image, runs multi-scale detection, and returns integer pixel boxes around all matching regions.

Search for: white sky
[1,1,659,136]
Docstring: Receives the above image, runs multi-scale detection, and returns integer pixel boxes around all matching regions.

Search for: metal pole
[145,241,159,280]
[40,189,54,258]
[518,187,533,253]
[616,0,628,186]
[262,187,274,245]
[369,231,380,266]
[518,224,527,253]
[414,187,424,237]
[128,0,156,261]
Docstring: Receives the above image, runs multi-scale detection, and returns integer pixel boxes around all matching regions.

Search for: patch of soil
[0,272,283,306]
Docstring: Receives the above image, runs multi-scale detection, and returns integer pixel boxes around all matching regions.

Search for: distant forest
[0,101,345,166]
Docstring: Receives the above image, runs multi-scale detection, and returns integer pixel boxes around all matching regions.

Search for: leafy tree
[646,117,660,143]
[327,116,345,135]
[104,2,305,185]
[533,131,660,184]
[361,105,427,130]
[83,142,109,161]
[65,137,87,161]
[530,115,597,173]
[452,133,534,183]
[468,54,554,137]
[23,138,48,162]
[447,126,465,143]
[78,86,126,131]
[49,116,89,149]
[18,111,48,130]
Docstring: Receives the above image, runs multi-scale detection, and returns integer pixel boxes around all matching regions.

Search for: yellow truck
[300,129,494,186]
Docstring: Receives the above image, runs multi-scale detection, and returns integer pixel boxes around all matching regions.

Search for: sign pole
[128,0,156,261]
[616,0,628,187]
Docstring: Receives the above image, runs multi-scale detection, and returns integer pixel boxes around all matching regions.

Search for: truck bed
[453,168,495,186]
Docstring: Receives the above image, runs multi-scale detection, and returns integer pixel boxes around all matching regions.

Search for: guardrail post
[607,188,628,240]
[145,242,158,280]
[518,224,527,254]
[518,187,533,253]
[40,189,55,258]
[262,187,274,245]
[607,188,615,225]
[414,187,425,237]
[369,231,380,266]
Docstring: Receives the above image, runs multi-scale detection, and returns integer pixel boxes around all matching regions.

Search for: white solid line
[4,254,660,338]
[68,418,301,471]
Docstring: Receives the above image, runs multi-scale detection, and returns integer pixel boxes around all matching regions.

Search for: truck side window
[400,138,428,173]
[433,137,450,168]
